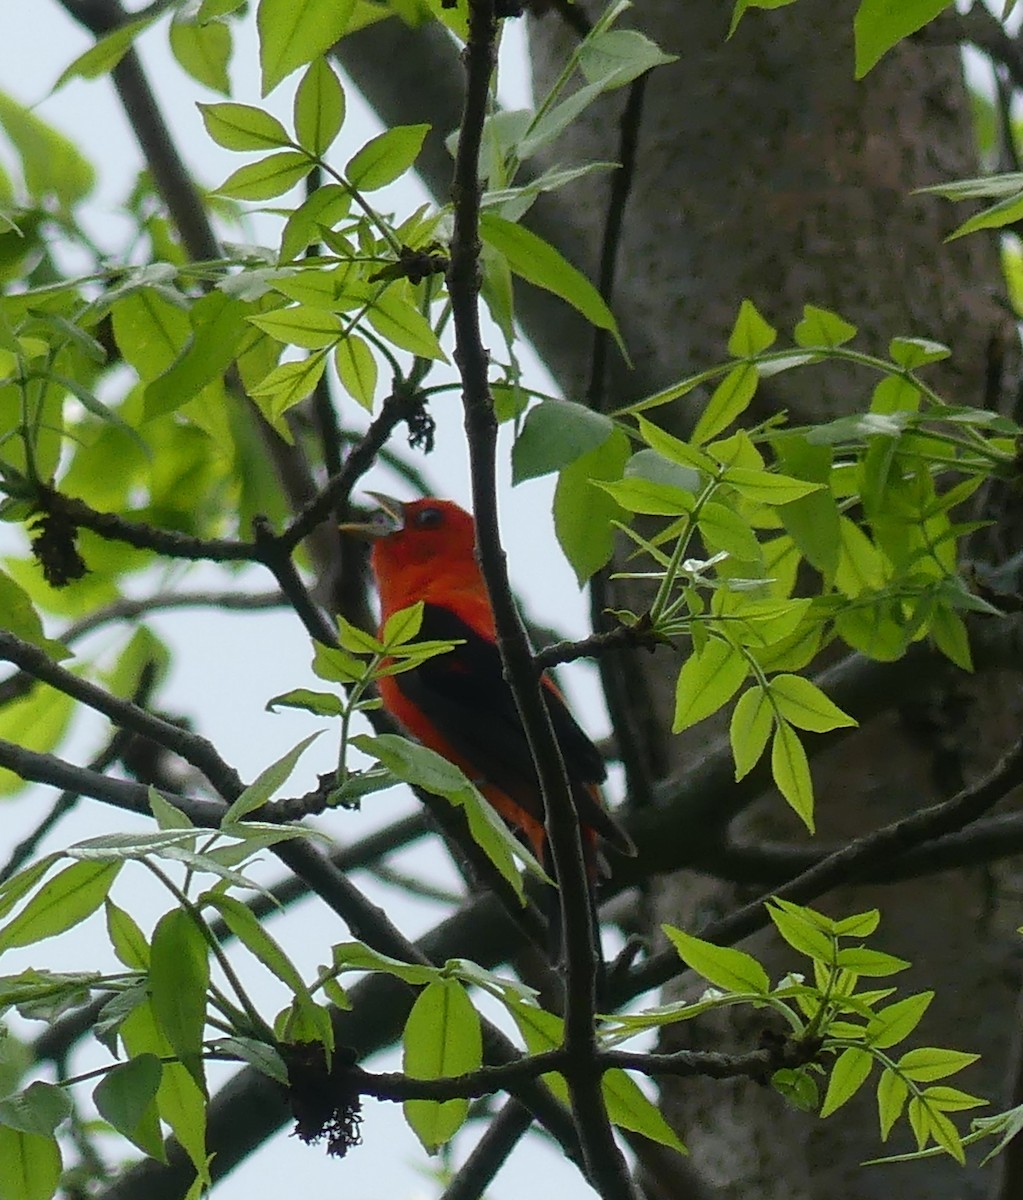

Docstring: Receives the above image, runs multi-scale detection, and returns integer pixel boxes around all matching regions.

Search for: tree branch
[450,2,634,1196]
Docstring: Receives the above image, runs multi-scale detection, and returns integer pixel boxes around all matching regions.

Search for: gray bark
[526,2,1023,1198]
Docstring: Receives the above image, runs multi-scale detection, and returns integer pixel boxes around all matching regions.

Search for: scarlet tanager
[342,494,635,879]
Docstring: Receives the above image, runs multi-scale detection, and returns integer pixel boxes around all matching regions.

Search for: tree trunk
[528,3,1023,1197]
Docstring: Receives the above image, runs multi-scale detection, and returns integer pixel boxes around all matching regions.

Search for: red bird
[344,494,634,878]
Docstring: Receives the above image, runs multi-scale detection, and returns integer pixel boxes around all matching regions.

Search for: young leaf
[834,947,910,977]
[402,979,482,1153]
[771,721,814,831]
[93,1055,164,1160]
[820,1046,874,1118]
[257,0,357,94]
[120,999,209,1182]
[334,334,377,410]
[0,1083,71,1136]
[0,860,121,951]
[511,398,614,484]
[293,58,345,156]
[793,305,857,348]
[203,893,310,997]
[480,213,623,348]
[105,898,151,971]
[170,15,231,95]
[662,925,770,995]
[216,151,312,201]
[723,468,822,505]
[768,675,857,734]
[199,103,291,152]
[727,299,776,357]
[265,688,345,717]
[853,0,952,79]
[690,364,757,446]
[877,1067,909,1140]
[867,992,934,1050]
[149,909,210,1091]
[765,899,834,961]
[367,290,447,360]
[896,1047,980,1083]
[346,125,430,191]
[602,1069,688,1154]
[248,305,341,349]
[0,1127,62,1200]
[554,429,631,584]
[223,731,322,823]
[672,638,748,733]
[729,686,774,781]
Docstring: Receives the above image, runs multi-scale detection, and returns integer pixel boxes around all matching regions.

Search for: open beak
[338,491,406,540]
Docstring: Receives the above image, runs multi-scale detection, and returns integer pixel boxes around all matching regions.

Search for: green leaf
[729,686,774,780]
[723,468,823,505]
[332,941,439,987]
[593,475,694,516]
[896,1047,979,1083]
[249,351,328,428]
[105,899,151,970]
[294,58,345,156]
[0,1083,71,1137]
[367,289,447,360]
[793,305,857,348]
[0,857,60,924]
[877,1067,909,1140]
[768,675,857,733]
[578,29,678,90]
[216,151,312,201]
[511,398,613,483]
[346,124,430,191]
[257,0,357,94]
[771,721,814,831]
[198,102,291,152]
[52,15,160,89]
[248,304,341,349]
[353,734,541,898]
[853,0,952,79]
[835,947,910,976]
[0,92,94,207]
[662,925,770,995]
[204,893,310,995]
[210,1036,290,1084]
[727,299,776,357]
[382,602,424,647]
[0,1128,61,1200]
[480,213,623,348]
[636,416,716,473]
[0,572,67,660]
[334,333,377,410]
[121,998,209,1181]
[93,1055,164,1160]
[672,638,748,733]
[265,687,345,717]
[144,291,248,418]
[402,979,482,1153]
[766,899,834,960]
[602,1069,687,1154]
[929,605,972,671]
[691,364,757,446]
[223,732,323,822]
[820,1047,873,1117]
[921,1085,987,1113]
[170,16,232,94]
[888,336,950,369]
[149,909,209,1090]
[553,428,631,584]
[0,860,121,952]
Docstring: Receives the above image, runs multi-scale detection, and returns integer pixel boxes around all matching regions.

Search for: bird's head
[341,494,479,608]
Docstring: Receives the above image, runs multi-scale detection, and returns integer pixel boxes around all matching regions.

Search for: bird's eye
[414,506,444,529]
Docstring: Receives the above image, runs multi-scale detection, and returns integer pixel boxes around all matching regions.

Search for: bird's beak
[338,491,405,540]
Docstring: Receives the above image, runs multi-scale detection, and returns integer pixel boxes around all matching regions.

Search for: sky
[0,5,613,1199]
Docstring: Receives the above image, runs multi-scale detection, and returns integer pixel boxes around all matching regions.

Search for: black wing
[394,603,632,850]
